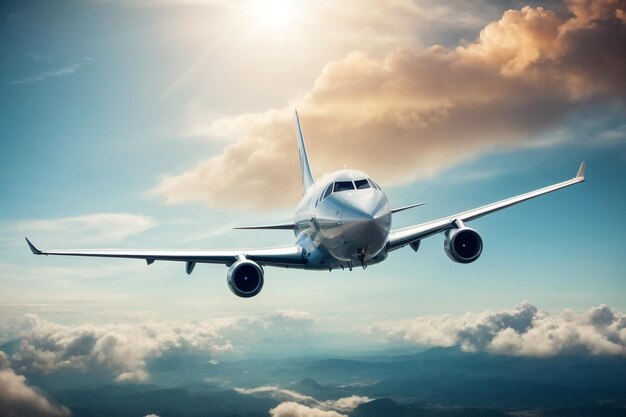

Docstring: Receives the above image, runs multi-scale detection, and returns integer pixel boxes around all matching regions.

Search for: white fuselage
[293,169,391,270]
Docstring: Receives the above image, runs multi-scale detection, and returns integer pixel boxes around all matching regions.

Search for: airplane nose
[341,198,387,223]
[340,193,391,257]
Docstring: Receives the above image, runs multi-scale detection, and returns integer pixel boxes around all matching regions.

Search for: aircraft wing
[25,238,306,269]
[387,162,586,251]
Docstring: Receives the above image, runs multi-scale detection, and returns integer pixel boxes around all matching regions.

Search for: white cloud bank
[368,302,626,357]
[8,310,315,383]
[3,303,625,386]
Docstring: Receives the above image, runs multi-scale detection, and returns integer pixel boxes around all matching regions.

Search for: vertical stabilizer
[294,110,316,191]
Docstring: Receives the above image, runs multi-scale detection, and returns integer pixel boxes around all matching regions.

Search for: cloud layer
[3,302,625,388]
[368,302,626,356]
[153,0,626,209]
[8,310,315,383]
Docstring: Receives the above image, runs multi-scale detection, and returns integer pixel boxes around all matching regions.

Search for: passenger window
[334,181,355,192]
[355,179,370,190]
[323,184,333,200]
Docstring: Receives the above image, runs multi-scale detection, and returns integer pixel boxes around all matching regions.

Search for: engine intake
[227,259,264,298]
[444,227,483,263]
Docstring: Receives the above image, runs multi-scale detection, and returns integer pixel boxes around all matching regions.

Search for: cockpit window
[322,183,333,200]
[334,181,355,192]
[369,179,382,190]
[354,179,370,190]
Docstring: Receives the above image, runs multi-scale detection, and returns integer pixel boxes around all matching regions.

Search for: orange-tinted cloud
[153,0,626,209]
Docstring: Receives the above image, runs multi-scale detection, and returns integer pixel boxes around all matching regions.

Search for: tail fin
[294,110,315,191]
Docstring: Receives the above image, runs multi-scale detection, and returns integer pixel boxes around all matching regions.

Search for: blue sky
[1,0,625,338]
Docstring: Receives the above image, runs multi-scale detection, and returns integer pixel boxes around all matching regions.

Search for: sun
[254,0,294,29]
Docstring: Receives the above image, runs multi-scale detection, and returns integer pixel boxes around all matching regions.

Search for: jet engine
[227,259,264,298]
[444,227,483,264]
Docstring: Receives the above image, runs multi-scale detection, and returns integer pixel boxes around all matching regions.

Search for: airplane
[26,111,586,298]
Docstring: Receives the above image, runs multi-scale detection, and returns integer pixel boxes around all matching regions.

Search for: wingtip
[576,161,586,180]
[25,237,43,255]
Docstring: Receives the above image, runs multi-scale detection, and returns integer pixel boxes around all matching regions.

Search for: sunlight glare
[255,0,293,29]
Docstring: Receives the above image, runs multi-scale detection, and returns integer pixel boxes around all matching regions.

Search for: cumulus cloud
[14,212,157,245]
[368,302,626,357]
[0,368,70,417]
[153,0,626,209]
[8,310,315,383]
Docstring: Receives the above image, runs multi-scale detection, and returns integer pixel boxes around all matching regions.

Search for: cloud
[0,368,70,417]
[4,302,625,386]
[269,402,347,417]
[0,351,11,369]
[235,386,317,403]
[8,310,316,383]
[237,385,370,413]
[8,58,91,85]
[13,212,157,245]
[565,0,626,25]
[152,0,626,209]
[368,302,626,357]
[323,396,370,412]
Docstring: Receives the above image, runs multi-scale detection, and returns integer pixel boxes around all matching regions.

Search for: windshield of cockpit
[319,178,381,202]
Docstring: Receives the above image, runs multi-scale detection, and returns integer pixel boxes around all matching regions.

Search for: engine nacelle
[444,227,483,264]
[227,259,264,298]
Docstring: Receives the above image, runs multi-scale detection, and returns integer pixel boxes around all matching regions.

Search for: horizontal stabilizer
[234,222,295,230]
[391,202,426,214]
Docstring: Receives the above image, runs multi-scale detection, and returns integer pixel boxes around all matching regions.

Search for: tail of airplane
[294,110,316,192]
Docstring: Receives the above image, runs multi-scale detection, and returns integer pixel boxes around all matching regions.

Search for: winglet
[25,237,44,255]
[576,161,586,180]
